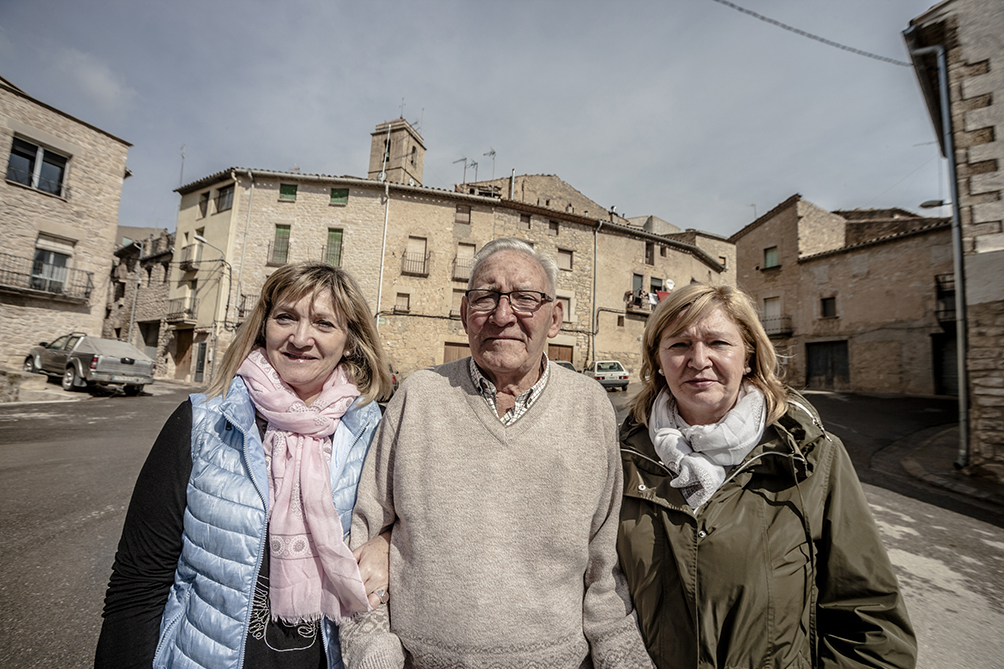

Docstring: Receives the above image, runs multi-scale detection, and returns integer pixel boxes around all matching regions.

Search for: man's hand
[354,530,392,608]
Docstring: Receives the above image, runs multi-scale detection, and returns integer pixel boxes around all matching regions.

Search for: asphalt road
[1,384,1002,668]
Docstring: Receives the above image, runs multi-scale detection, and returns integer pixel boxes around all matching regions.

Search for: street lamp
[920,199,951,209]
[194,235,232,383]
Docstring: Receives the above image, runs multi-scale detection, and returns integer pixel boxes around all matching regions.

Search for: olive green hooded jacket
[618,391,916,669]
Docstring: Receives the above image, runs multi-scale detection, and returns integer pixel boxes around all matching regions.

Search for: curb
[895,425,1004,510]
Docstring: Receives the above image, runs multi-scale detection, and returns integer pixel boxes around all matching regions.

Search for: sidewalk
[873,423,1004,511]
[5,375,204,405]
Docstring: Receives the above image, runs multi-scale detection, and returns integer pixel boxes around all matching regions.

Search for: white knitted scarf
[648,383,766,509]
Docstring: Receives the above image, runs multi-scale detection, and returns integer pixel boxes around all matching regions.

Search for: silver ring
[376,588,389,604]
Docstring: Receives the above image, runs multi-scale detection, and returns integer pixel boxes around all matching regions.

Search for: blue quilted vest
[153,377,381,669]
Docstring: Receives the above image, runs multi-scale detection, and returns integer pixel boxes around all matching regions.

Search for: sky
[0,0,949,238]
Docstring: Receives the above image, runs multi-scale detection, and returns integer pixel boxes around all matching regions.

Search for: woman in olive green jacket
[617,284,916,668]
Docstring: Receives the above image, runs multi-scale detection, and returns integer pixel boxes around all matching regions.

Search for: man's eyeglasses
[465,289,553,314]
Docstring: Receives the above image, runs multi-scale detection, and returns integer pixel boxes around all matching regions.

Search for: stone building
[102,227,175,377]
[905,0,1004,479]
[0,76,131,368]
[730,195,953,395]
[170,119,732,383]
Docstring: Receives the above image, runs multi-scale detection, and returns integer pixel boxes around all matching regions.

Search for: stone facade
[171,122,733,384]
[102,228,175,378]
[731,195,953,395]
[908,0,1004,479]
[0,77,130,370]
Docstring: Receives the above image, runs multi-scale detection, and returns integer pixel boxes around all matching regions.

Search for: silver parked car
[24,333,156,395]
[583,360,630,391]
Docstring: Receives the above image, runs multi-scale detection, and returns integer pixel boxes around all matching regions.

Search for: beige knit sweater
[339,359,653,669]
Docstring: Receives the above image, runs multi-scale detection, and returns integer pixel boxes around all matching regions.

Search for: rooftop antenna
[179,144,186,187]
[484,148,496,182]
[749,203,757,220]
[399,98,405,119]
[453,156,468,184]
[469,160,478,183]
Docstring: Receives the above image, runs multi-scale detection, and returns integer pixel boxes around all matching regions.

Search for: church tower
[368,118,425,186]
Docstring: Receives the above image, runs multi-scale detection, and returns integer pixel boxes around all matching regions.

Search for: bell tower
[368,118,425,186]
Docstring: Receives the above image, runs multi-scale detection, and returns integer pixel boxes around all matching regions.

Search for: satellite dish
[379,171,387,181]
[408,177,416,186]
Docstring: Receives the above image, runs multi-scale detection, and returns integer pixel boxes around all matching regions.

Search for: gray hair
[467,238,558,296]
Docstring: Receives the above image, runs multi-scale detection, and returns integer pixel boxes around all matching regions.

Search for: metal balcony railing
[321,244,342,267]
[935,273,956,324]
[179,242,203,270]
[761,315,793,336]
[166,295,198,321]
[268,240,290,266]
[238,293,258,319]
[452,256,474,282]
[402,251,430,276]
[0,252,93,301]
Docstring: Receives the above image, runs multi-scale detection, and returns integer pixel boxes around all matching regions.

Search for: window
[719,256,727,268]
[395,293,410,312]
[410,147,417,166]
[451,289,465,317]
[821,296,837,318]
[557,249,573,271]
[198,192,210,218]
[279,183,297,201]
[556,296,570,322]
[7,137,68,196]
[455,204,471,225]
[651,277,663,293]
[632,273,644,292]
[269,224,290,265]
[661,246,668,257]
[645,242,655,265]
[330,188,349,205]
[325,229,343,267]
[403,236,428,275]
[763,246,779,269]
[548,220,559,236]
[32,234,73,293]
[520,213,531,230]
[454,242,476,281]
[216,185,234,212]
[617,315,625,327]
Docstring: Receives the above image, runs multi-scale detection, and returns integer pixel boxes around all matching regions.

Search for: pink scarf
[236,347,371,624]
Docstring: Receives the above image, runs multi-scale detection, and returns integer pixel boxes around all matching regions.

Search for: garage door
[443,342,470,363]
[548,344,573,363]
[806,341,849,390]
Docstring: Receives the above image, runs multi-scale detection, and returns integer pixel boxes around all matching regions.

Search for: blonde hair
[207,261,392,404]
[629,283,788,426]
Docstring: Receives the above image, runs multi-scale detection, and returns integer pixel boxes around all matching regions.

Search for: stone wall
[0,81,129,368]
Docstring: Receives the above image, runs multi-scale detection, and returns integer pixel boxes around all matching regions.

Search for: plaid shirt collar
[469,355,550,426]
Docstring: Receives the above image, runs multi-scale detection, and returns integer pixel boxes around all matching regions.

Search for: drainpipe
[126,239,144,344]
[591,219,604,365]
[905,36,969,468]
[235,170,255,309]
[376,179,390,327]
[509,169,515,199]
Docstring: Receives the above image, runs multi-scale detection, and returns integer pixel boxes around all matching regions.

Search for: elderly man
[340,238,652,668]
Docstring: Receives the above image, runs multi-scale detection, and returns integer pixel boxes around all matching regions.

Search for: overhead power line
[710,0,912,67]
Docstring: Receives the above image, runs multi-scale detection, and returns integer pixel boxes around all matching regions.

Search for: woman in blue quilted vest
[96,261,395,669]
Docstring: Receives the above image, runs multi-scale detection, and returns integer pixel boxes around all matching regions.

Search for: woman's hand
[354,530,392,608]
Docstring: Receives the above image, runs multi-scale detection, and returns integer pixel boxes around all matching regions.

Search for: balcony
[624,290,654,315]
[935,273,956,326]
[267,240,290,266]
[402,251,430,277]
[238,293,258,319]
[166,295,198,322]
[0,252,93,303]
[761,315,793,337]
[453,256,474,282]
[179,242,203,271]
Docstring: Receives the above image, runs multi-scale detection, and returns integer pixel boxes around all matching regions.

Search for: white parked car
[583,360,630,391]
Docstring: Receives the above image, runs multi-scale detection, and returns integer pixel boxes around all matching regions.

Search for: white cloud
[48,47,137,116]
